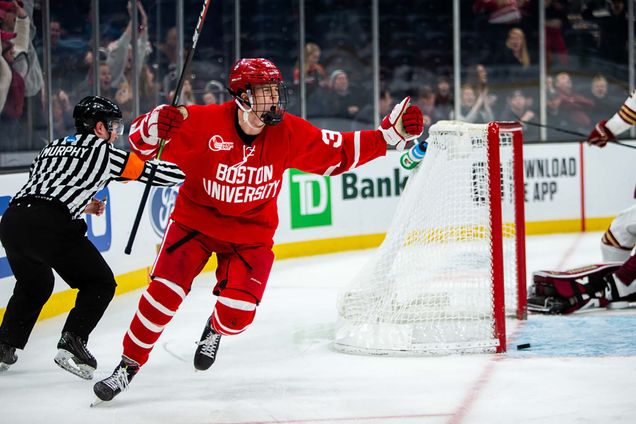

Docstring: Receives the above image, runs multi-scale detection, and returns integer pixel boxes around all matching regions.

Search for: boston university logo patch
[209,135,234,152]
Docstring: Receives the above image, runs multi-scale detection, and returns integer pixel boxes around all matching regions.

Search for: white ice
[1,231,635,423]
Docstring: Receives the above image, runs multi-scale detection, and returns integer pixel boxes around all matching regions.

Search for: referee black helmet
[74,96,124,136]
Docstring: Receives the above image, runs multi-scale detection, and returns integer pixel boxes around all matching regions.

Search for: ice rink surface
[1,231,635,424]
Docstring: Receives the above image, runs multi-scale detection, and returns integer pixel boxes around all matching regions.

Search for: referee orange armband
[121,152,146,180]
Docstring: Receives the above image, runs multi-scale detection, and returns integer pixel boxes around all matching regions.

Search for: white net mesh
[334,121,522,356]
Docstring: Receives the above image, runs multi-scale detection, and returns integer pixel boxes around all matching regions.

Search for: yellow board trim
[525,219,583,234]
[524,217,614,234]
[0,219,616,323]
[583,217,614,232]
[273,233,386,259]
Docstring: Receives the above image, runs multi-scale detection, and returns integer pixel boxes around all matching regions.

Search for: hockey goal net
[335,121,526,355]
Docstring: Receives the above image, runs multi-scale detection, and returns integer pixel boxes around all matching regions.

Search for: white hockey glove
[379,96,424,151]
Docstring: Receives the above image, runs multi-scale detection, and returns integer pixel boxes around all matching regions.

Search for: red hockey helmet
[229,58,288,126]
[229,58,283,93]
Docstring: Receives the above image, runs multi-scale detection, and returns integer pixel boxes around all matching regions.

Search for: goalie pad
[529,263,622,314]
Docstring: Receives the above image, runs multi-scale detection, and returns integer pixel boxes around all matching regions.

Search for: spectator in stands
[546,75,566,138]
[415,85,443,131]
[352,88,393,128]
[0,0,28,120]
[0,1,19,34]
[43,18,89,93]
[545,0,569,68]
[379,88,394,118]
[552,71,594,132]
[293,43,329,118]
[588,74,619,126]
[582,0,628,64]
[0,31,16,111]
[467,64,488,95]
[99,1,158,124]
[182,79,197,106]
[590,74,608,102]
[0,1,8,22]
[326,69,361,120]
[50,17,61,45]
[115,81,133,122]
[51,89,74,138]
[168,77,196,106]
[500,89,539,140]
[201,79,225,105]
[498,27,531,69]
[106,1,150,91]
[293,42,328,92]
[158,26,178,97]
[0,31,25,151]
[454,84,494,124]
[74,62,116,103]
[434,76,453,120]
[138,63,159,111]
[0,32,14,114]
[473,0,529,43]
[0,0,35,151]
[466,64,498,113]
[1,0,42,99]
[473,0,525,24]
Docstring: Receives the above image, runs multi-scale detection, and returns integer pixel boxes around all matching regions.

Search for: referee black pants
[0,198,116,349]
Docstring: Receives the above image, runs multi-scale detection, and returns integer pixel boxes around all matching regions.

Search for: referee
[0,96,184,379]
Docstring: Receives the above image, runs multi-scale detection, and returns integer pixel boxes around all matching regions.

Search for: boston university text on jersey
[203,162,279,204]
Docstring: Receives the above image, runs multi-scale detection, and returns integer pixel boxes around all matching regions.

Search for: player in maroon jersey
[93,58,423,402]
[527,91,636,315]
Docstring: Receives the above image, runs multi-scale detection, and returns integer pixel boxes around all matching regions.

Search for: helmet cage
[242,81,288,126]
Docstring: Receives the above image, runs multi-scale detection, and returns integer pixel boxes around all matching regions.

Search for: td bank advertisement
[278,153,411,243]
[276,143,636,245]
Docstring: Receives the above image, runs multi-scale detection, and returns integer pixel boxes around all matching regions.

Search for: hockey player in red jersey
[93,58,423,402]
[527,91,636,314]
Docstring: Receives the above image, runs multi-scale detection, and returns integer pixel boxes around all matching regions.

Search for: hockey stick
[519,118,636,150]
[125,0,212,255]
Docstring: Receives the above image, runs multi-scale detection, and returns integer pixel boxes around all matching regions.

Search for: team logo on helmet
[208,135,234,152]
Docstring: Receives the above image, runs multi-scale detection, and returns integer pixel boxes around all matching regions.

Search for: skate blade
[90,397,104,407]
[527,303,555,314]
[54,350,94,380]
[0,363,10,372]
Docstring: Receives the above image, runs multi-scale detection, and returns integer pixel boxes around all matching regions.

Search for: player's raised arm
[288,96,423,176]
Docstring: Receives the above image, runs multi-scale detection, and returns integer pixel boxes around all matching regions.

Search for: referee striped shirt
[14,133,184,219]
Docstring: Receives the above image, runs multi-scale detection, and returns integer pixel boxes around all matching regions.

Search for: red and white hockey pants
[122,221,274,366]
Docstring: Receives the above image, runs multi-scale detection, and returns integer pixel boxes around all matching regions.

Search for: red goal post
[335,120,527,356]
[489,121,527,352]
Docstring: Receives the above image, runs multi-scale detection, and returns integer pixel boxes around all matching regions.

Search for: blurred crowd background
[0,0,634,168]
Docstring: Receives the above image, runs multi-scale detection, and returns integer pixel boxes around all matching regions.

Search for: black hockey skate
[92,356,140,405]
[0,342,18,372]
[54,332,97,379]
[194,319,221,371]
